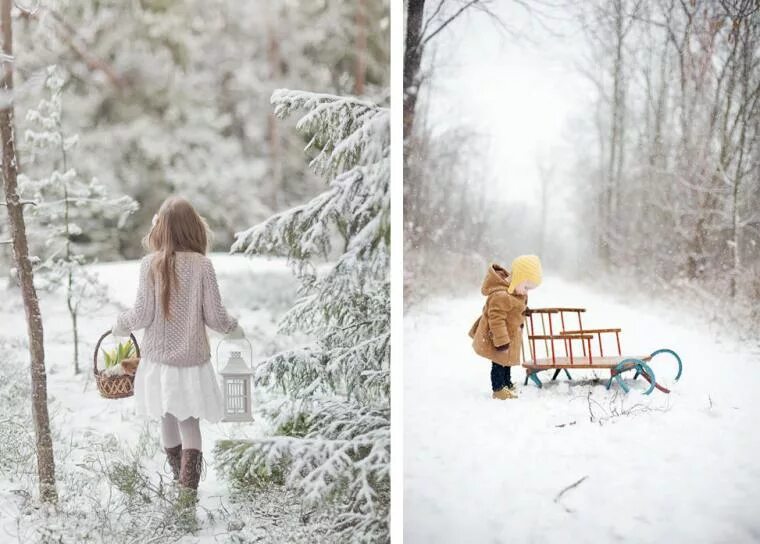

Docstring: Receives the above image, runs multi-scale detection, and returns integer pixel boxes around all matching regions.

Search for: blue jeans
[491,363,513,391]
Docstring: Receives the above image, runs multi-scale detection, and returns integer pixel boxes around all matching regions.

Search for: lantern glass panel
[224,376,251,415]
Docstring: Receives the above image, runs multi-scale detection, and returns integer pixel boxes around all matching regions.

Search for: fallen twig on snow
[584,390,607,422]
[554,475,588,513]
[555,421,576,428]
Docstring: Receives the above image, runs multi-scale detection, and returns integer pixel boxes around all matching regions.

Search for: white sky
[422,3,595,208]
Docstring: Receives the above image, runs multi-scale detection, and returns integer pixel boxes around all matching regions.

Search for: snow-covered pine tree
[19,67,138,374]
[216,89,390,542]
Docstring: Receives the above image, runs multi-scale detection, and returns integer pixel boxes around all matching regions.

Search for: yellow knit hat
[508,255,543,293]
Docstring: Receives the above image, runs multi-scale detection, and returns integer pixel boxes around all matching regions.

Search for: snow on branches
[17,66,138,373]
[220,89,390,541]
[231,89,390,401]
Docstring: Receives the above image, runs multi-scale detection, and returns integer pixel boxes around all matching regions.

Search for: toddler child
[468,255,542,399]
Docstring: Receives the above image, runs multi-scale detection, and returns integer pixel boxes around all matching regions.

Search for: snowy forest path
[0,254,316,541]
[404,276,760,544]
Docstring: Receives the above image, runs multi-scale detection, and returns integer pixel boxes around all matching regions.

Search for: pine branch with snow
[216,400,390,542]
[221,89,390,541]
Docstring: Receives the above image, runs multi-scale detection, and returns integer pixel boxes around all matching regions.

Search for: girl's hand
[111,323,130,340]
[227,324,246,340]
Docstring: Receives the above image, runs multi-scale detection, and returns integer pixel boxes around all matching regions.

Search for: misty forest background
[0,0,389,266]
[404,0,760,339]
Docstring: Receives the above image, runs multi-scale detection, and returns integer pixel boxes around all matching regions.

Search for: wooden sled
[521,308,682,395]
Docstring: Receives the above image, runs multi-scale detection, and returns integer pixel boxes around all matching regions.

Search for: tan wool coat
[468,264,528,366]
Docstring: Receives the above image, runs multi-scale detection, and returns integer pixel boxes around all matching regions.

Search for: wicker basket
[93,330,141,399]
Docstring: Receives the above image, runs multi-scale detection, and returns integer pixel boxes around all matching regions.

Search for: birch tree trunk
[0,0,58,504]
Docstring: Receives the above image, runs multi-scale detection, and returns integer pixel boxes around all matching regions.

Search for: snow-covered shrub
[0,339,35,480]
[217,89,390,542]
[8,424,189,543]
[18,66,138,374]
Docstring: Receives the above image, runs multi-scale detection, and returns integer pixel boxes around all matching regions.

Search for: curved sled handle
[215,336,253,373]
[93,330,141,375]
[648,349,682,381]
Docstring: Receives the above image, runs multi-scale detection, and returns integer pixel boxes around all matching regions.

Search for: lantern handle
[215,335,253,374]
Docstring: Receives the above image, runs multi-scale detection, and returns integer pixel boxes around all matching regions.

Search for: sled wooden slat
[525,308,559,315]
[528,334,593,341]
[525,307,586,314]
[560,328,621,335]
[523,356,650,370]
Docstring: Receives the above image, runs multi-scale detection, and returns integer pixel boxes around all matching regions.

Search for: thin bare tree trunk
[729,19,753,297]
[266,7,283,209]
[59,120,80,374]
[64,184,80,374]
[0,0,57,504]
[354,0,367,96]
[404,0,425,140]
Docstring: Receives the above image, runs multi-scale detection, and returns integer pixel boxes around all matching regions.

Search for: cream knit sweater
[113,251,239,367]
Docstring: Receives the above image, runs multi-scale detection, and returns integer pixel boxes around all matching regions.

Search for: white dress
[133,357,225,423]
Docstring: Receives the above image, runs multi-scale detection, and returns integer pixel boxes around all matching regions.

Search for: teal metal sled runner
[520,308,683,395]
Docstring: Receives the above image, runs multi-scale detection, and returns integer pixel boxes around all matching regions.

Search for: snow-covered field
[0,254,332,542]
[404,276,760,543]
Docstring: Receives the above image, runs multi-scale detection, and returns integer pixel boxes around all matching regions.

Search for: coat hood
[481,263,511,296]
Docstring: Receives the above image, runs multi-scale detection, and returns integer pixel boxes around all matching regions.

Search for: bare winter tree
[404,0,506,140]
[572,0,760,330]
[403,0,550,296]
[403,0,508,240]
[403,0,426,141]
[0,0,57,504]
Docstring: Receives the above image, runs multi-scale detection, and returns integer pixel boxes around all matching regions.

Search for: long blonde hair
[142,196,213,318]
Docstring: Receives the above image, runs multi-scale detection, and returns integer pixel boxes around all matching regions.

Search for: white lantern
[217,340,254,422]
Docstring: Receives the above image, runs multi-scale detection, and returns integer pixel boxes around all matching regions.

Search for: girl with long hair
[112,196,244,508]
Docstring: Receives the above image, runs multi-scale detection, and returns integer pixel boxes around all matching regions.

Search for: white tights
[160,413,202,451]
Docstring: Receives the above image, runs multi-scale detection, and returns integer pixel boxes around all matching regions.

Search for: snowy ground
[0,254,331,542]
[404,276,760,544]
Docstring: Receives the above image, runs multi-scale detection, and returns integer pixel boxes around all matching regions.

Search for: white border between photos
[390,0,404,541]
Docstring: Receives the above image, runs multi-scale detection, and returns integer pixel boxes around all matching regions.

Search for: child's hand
[227,324,246,340]
[495,343,510,352]
[110,323,130,340]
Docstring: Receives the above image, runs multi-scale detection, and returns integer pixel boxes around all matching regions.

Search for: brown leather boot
[179,448,203,498]
[164,444,182,481]
[176,448,203,529]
